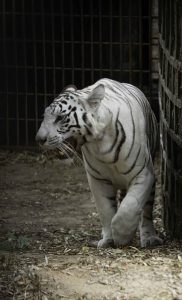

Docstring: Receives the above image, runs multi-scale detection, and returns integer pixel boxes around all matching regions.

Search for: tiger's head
[36,84,110,151]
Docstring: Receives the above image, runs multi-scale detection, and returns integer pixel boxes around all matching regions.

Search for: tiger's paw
[112,231,133,247]
[141,235,163,248]
[97,238,115,248]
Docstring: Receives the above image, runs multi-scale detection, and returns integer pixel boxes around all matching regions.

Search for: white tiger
[36,78,162,248]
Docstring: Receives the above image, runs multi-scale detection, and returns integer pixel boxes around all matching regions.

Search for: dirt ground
[0,150,182,300]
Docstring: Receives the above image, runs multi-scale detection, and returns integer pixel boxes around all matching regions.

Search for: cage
[158,0,182,238]
[0,0,158,148]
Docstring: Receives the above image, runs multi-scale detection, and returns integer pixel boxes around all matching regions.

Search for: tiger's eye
[55,115,65,123]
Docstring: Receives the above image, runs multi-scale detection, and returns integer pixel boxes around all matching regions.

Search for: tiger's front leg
[111,168,155,246]
[86,173,117,248]
[139,181,163,247]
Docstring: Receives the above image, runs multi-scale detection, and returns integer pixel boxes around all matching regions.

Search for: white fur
[36,79,162,248]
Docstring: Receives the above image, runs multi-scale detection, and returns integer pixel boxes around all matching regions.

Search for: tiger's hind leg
[139,181,163,247]
[111,168,160,247]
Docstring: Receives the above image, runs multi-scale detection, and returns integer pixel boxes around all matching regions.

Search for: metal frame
[0,0,155,147]
[159,0,182,238]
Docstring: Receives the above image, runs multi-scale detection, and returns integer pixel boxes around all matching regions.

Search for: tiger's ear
[62,84,77,92]
[86,84,105,110]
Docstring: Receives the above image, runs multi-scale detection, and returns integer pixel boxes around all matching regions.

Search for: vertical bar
[99,0,102,78]
[159,0,162,35]
[41,0,47,107]
[179,0,182,61]
[51,0,56,97]
[22,0,28,146]
[149,0,152,102]
[12,0,19,146]
[90,0,94,82]
[165,2,169,86]
[119,1,123,81]
[61,0,65,88]
[109,0,113,78]
[2,0,9,146]
[162,0,165,40]
[173,0,177,59]
[169,0,172,55]
[164,0,167,48]
[139,0,142,90]
[32,0,38,133]
[70,0,74,84]
[128,0,132,83]
[163,0,166,43]
[80,0,84,87]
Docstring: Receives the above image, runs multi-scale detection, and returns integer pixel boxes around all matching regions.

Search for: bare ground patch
[0,150,182,300]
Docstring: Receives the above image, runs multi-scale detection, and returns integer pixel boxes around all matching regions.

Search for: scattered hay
[1,150,182,299]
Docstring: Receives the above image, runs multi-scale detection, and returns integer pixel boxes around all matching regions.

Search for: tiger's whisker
[57,145,71,161]
[63,142,82,165]
[58,142,82,166]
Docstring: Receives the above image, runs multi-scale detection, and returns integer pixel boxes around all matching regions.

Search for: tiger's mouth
[40,136,80,160]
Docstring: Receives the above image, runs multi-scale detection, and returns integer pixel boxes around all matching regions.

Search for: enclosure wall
[158,0,182,238]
